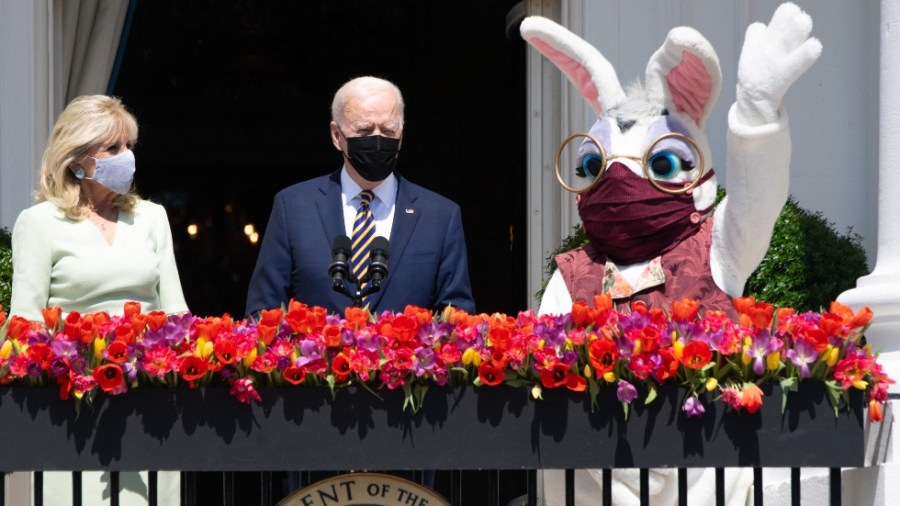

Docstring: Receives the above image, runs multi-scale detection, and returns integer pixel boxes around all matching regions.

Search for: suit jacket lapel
[316,170,345,249]
[369,173,419,310]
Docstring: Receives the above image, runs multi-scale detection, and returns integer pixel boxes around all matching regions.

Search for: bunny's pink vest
[555,218,737,318]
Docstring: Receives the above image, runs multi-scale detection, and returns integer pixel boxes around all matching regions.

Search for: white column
[839,3,900,506]
[839,0,900,393]
[525,0,563,310]
[0,0,58,229]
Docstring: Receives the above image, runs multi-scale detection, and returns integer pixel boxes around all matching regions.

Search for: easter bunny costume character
[529,3,821,321]
[522,3,821,505]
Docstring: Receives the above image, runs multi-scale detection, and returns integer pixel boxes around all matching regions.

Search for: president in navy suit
[246,76,475,317]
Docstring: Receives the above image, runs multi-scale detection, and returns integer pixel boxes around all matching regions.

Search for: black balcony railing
[0,383,868,505]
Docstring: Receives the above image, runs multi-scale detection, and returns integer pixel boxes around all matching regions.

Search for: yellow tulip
[853,379,868,391]
[825,346,840,367]
[583,364,592,378]
[531,384,543,400]
[603,371,616,383]
[93,339,106,360]
[200,340,214,359]
[242,348,258,368]
[0,340,11,360]
[705,377,718,392]
[741,352,752,366]
[633,340,642,355]
[766,351,781,371]
[195,337,208,357]
[462,348,481,366]
[565,338,574,351]
[673,340,685,360]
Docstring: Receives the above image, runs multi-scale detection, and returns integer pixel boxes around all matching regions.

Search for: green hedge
[0,227,11,312]
[539,196,869,312]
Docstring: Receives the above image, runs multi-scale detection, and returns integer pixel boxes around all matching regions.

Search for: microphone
[328,235,352,290]
[366,236,390,287]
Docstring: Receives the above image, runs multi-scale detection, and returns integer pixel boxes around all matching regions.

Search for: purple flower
[745,331,783,376]
[785,338,818,378]
[413,347,436,377]
[296,339,325,367]
[417,322,453,346]
[48,357,69,378]
[617,380,637,404]
[50,339,80,359]
[683,396,706,418]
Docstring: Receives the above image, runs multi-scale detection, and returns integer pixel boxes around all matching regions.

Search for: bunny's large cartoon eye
[648,151,692,180]
[578,153,604,179]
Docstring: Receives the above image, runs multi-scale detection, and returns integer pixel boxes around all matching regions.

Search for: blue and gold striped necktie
[351,190,375,305]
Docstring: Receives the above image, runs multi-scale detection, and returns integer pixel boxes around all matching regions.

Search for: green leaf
[779,377,798,414]
[825,380,842,417]
[402,383,415,412]
[621,401,630,421]
[645,383,658,405]
[588,377,600,412]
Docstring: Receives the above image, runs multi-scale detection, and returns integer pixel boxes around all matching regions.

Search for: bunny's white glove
[734,3,822,127]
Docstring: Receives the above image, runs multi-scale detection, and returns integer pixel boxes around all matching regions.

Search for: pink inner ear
[530,38,602,115]
[666,51,711,124]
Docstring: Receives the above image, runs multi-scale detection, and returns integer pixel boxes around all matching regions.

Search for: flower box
[0,382,864,471]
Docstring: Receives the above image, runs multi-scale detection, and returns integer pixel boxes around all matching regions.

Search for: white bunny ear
[520,16,625,116]
[645,27,722,128]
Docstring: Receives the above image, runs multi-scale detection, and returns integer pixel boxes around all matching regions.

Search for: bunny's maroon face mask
[578,162,715,265]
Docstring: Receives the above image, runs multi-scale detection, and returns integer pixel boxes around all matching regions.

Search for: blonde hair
[331,76,405,126]
[38,95,140,220]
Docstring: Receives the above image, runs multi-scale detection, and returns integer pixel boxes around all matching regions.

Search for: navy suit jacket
[246,170,475,316]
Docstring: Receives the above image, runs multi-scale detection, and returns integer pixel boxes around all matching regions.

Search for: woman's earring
[71,167,86,180]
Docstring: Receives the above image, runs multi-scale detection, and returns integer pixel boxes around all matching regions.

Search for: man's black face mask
[345,135,400,182]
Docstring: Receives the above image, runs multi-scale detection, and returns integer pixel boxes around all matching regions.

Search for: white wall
[553,0,879,268]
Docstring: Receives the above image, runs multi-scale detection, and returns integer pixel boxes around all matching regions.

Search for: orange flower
[540,362,569,389]
[404,305,433,326]
[283,366,306,385]
[287,299,306,314]
[740,383,764,414]
[734,297,773,329]
[63,312,83,340]
[93,364,125,393]
[256,322,278,346]
[123,301,142,319]
[179,355,209,386]
[214,339,237,364]
[391,315,418,343]
[588,339,618,376]
[130,313,148,334]
[477,362,505,386]
[672,298,700,322]
[322,324,342,348]
[680,341,712,370]
[592,293,613,312]
[146,311,168,332]
[8,315,34,340]
[0,306,5,328]
[566,373,587,392]
[343,306,370,330]
[869,399,884,422]
[488,326,511,351]
[106,340,129,364]
[42,306,62,330]
[260,308,283,326]
[332,353,352,383]
[571,301,594,328]
[114,323,135,345]
[830,301,873,329]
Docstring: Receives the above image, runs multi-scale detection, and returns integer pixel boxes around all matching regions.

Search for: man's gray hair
[331,76,405,126]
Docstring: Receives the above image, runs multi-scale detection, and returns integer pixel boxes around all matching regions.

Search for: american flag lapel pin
[405,208,415,214]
